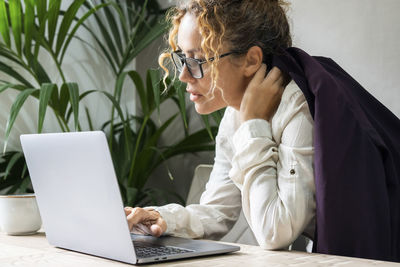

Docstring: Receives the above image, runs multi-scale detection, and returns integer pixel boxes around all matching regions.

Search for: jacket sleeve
[229,90,315,249]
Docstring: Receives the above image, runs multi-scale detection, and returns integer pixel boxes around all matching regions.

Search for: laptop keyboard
[133,241,194,258]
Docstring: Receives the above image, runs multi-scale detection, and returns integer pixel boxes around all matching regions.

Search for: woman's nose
[179,65,196,84]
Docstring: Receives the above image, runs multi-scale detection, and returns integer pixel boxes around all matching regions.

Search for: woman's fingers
[248,64,267,88]
[127,207,157,226]
[261,67,284,90]
[124,207,132,216]
[150,224,163,237]
[240,66,286,122]
[265,66,281,80]
[125,207,167,237]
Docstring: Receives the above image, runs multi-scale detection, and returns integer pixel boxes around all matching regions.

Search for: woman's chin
[194,103,224,115]
[194,104,211,115]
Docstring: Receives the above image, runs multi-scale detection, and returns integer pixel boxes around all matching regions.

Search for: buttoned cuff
[232,119,272,150]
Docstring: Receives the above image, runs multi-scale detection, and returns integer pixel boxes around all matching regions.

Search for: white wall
[288,0,400,117]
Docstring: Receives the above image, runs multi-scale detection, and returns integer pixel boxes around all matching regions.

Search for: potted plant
[0,0,222,207]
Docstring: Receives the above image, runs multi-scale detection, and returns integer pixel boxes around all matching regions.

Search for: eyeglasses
[171,50,241,79]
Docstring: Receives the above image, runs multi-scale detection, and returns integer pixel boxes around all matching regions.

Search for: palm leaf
[113,0,129,46]
[77,89,126,124]
[72,27,117,74]
[126,0,135,29]
[38,83,56,133]
[115,70,128,103]
[160,128,218,162]
[82,1,120,70]
[201,115,214,141]
[148,69,160,115]
[0,82,11,93]
[0,61,34,88]
[0,82,26,93]
[0,45,23,66]
[36,0,47,26]
[145,69,155,113]
[26,55,52,84]
[127,0,148,40]
[9,0,22,56]
[101,0,123,56]
[49,80,59,108]
[134,114,178,188]
[128,70,148,114]
[66,82,80,131]
[174,79,188,130]
[3,88,38,153]
[23,0,35,57]
[211,108,225,125]
[4,151,23,179]
[0,0,11,47]
[125,186,138,207]
[55,0,85,56]
[124,19,167,65]
[33,0,48,60]
[84,106,94,131]
[127,115,149,186]
[58,83,70,118]
[47,0,61,48]
[59,2,110,64]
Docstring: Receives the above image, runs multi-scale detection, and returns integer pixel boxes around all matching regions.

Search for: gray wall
[288,0,400,117]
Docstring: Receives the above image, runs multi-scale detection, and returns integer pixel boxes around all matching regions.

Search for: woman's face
[177,13,249,114]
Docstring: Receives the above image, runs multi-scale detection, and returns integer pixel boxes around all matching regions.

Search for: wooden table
[1,231,399,266]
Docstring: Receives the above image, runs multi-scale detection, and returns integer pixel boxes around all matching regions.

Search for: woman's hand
[240,64,287,123]
[124,207,167,237]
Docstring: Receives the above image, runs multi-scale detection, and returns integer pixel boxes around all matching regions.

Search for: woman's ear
[243,46,264,77]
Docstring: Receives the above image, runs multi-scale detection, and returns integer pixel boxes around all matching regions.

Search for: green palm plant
[81,0,167,76]
[0,0,223,205]
[0,0,113,142]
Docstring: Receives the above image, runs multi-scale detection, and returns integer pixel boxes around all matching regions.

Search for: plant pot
[0,194,42,235]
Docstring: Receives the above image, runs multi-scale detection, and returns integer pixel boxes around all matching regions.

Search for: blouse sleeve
[153,121,242,240]
[229,90,315,249]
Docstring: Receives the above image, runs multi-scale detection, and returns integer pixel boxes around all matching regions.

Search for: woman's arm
[154,134,242,239]
[230,88,315,249]
[125,114,243,239]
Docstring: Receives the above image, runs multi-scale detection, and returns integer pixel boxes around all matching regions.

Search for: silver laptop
[20,131,239,265]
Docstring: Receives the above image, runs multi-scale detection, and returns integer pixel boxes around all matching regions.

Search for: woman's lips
[187,89,203,101]
[189,92,202,101]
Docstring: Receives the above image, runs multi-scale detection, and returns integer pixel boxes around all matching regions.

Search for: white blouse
[153,81,316,250]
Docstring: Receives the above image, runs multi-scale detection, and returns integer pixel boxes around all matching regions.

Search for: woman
[125,0,315,250]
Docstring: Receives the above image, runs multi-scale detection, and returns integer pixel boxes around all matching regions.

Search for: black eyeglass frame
[171,50,243,79]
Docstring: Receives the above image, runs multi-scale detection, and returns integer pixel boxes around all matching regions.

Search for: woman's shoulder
[275,80,309,118]
[281,80,305,104]
[271,80,313,143]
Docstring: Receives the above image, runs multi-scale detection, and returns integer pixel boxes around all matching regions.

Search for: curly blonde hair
[159,0,292,92]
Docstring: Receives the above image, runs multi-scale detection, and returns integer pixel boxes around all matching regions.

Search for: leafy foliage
[0,151,31,194]
[0,0,223,205]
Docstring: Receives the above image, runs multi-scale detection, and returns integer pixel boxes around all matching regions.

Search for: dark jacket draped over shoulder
[272,47,400,262]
